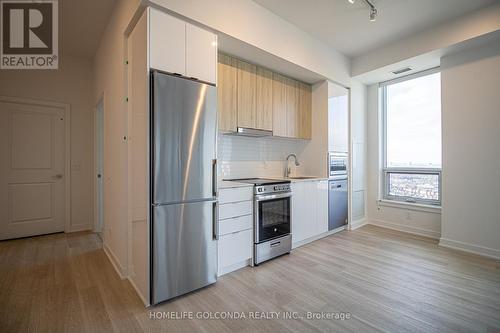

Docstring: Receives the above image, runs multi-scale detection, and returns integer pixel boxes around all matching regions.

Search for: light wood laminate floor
[1,225,499,332]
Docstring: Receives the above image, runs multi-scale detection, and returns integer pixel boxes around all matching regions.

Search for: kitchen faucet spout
[284,154,300,178]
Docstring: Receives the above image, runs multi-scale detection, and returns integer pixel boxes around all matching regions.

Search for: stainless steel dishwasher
[328,178,348,230]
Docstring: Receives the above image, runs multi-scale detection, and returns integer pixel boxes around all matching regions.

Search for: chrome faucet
[284,153,300,178]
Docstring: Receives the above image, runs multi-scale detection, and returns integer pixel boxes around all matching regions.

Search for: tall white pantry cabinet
[127,7,218,306]
[149,7,217,84]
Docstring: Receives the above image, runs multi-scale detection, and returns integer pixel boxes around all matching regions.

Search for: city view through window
[384,72,442,203]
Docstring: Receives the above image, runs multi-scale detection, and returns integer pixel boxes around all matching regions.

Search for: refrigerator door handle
[212,159,218,197]
[212,201,219,240]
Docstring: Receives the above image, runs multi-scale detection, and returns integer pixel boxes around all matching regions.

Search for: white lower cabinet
[291,182,312,243]
[219,201,252,220]
[219,214,252,235]
[218,229,252,275]
[316,180,329,234]
[217,186,254,276]
[291,180,329,247]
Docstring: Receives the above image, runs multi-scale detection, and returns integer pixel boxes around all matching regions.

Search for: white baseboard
[128,276,149,306]
[368,218,441,239]
[68,224,92,233]
[439,238,500,260]
[103,243,127,279]
[292,227,346,249]
[349,218,367,230]
[218,259,251,277]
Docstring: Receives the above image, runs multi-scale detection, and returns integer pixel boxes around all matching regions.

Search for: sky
[386,72,442,168]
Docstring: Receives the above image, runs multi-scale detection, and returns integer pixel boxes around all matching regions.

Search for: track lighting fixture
[369,7,377,21]
[347,0,378,22]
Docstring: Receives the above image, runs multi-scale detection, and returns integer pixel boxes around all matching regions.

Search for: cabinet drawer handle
[220,213,251,221]
[270,241,281,247]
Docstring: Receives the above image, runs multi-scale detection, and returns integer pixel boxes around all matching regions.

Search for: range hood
[226,127,273,138]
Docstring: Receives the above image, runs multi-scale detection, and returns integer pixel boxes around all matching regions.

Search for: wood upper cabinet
[298,82,312,139]
[274,75,311,139]
[255,67,273,131]
[272,73,287,137]
[217,53,238,132]
[285,76,299,138]
[237,60,257,129]
[217,53,311,138]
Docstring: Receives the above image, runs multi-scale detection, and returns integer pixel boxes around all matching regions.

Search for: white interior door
[0,99,66,240]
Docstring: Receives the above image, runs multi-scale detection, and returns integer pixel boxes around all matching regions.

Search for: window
[381,69,442,205]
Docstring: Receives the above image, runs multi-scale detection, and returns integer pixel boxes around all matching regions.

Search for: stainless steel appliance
[328,152,348,230]
[229,178,292,265]
[329,178,348,230]
[328,152,348,178]
[234,127,272,137]
[150,71,218,305]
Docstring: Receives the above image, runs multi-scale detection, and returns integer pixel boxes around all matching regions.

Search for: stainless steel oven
[254,182,292,265]
[255,191,291,243]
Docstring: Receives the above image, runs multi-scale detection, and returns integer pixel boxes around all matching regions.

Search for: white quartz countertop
[218,177,328,189]
[287,176,329,183]
[218,180,253,189]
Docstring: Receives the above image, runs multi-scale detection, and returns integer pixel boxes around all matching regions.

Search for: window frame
[380,67,442,206]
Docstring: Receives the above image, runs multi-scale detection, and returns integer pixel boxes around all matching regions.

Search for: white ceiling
[60,0,116,59]
[253,0,499,58]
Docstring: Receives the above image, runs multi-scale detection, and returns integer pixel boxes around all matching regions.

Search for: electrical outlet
[406,211,411,220]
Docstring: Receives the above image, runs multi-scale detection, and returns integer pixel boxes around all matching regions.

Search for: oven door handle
[255,192,292,201]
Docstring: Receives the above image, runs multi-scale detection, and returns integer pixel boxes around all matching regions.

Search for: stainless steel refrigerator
[150,71,218,305]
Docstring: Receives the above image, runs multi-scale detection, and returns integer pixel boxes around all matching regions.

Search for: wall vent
[392,67,412,75]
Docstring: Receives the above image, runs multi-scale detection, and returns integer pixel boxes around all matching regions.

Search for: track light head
[349,0,379,21]
[369,7,377,21]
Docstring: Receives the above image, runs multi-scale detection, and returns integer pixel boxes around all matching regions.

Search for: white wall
[352,3,500,77]
[93,0,140,276]
[366,84,442,239]
[439,42,500,259]
[350,80,367,225]
[0,54,94,232]
[148,0,350,86]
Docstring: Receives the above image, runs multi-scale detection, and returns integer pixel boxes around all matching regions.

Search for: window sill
[378,199,441,214]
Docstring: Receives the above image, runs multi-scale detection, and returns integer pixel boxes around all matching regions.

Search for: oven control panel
[255,183,291,195]
[273,184,289,192]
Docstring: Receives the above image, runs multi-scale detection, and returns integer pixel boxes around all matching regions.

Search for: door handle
[53,174,63,180]
[212,201,219,240]
[212,159,218,197]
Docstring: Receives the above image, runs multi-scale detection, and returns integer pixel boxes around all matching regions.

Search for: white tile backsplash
[217,134,307,179]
